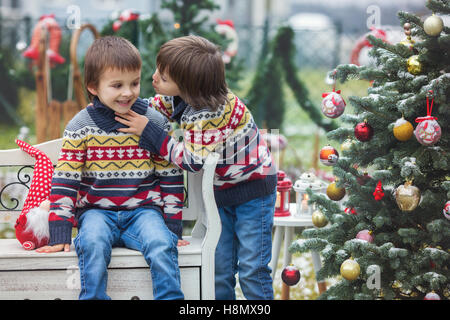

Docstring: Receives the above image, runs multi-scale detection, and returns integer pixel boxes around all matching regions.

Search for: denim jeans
[73,207,184,300]
[215,191,276,300]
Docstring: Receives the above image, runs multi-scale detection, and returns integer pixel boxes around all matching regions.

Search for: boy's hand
[177,239,190,247]
[36,244,70,253]
[115,110,149,136]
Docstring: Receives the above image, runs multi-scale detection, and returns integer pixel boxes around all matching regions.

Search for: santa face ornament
[414,91,441,146]
[414,118,441,146]
[321,90,346,119]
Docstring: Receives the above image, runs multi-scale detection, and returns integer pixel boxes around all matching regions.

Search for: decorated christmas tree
[290,0,449,300]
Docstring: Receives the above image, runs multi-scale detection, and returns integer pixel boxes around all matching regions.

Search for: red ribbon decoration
[322,69,341,98]
[416,90,438,123]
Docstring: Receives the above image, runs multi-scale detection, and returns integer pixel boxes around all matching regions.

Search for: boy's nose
[152,71,159,82]
[122,87,133,97]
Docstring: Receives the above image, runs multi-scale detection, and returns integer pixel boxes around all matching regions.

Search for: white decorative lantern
[293,172,327,216]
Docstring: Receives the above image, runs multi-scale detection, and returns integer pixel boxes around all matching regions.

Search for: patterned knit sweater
[139,92,277,208]
[48,98,184,245]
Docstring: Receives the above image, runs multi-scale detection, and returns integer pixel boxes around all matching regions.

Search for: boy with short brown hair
[38,36,185,300]
[116,35,277,300]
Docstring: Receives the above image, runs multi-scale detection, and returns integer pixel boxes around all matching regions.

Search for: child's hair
[84,36,142,101]
[157,35,228,110]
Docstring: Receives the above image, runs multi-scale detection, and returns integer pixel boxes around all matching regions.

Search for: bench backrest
[0,138,211,223]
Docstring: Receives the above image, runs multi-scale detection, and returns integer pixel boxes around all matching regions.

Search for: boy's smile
[88,68,141,114]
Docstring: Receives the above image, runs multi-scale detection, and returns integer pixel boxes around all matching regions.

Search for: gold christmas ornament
[395,180,421,212]
[407,55,422,75]
[312,210,328,228]
[424,14,444,36]
[393,117,414,141]
[340,258,360,281]
[327,181,346,201]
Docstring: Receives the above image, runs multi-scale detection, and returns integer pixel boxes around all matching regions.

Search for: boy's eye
[112,84,122,88]
[132,82,139,87]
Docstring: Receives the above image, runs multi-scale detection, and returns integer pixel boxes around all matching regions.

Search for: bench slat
[0,237,202,270]
[0,267,200,300]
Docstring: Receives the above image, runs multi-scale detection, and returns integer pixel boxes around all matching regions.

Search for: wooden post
[70,24,99,110]
[47,100,62,139]
[281,283,290,300]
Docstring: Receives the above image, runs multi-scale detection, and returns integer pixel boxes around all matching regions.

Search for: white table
[270,203,326,297]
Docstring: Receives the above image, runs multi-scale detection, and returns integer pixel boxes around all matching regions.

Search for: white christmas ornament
[423,14,444,36]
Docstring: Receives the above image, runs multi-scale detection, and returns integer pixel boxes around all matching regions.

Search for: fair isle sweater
[48,97,184,245]
[139,92,277,208]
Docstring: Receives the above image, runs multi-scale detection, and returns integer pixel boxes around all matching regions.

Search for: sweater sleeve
[48,126,87,245]
[143,95,175,120]
[139,95,227,173]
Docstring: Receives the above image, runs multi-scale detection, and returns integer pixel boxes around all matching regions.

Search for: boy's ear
[87,84,98,97]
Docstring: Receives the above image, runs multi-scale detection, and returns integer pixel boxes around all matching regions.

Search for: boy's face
[88,68,141,114]
[152,68,181,97]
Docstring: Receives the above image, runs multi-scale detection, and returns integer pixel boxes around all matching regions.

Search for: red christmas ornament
[281,264,301,286]
[373,181,385,201]
[354,121,374,142]
[345,207,357,215]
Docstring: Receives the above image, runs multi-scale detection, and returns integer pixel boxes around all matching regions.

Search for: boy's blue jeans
[74,207,184,300]
[215,191,276,300]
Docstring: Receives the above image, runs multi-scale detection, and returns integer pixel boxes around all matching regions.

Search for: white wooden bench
[0,138,221,300]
